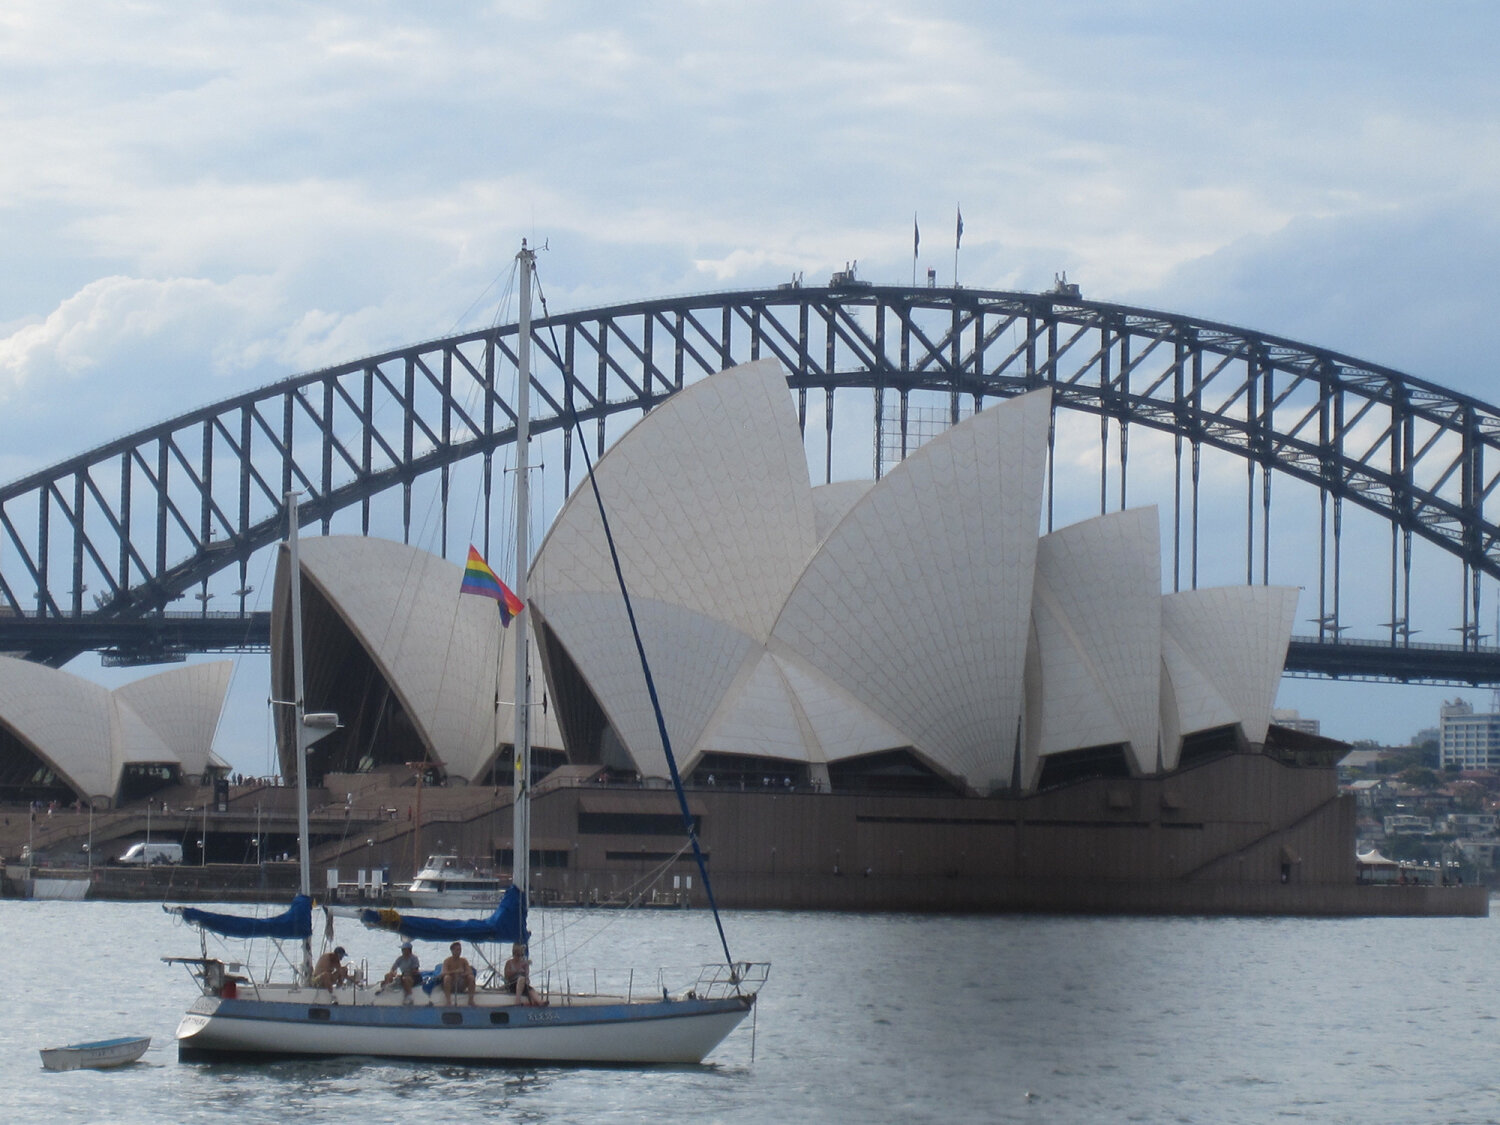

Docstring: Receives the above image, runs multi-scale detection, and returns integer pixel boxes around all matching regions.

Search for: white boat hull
[176,991,753,1064]
[31,875,90,901]
[5,865,91,900]
[395,855,506,909]
[40,1036,150,1070]
[394,889,501,909]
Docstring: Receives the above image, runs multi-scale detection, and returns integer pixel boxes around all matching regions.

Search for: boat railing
[163,956,258,1000]
[532,961,768,1003]
[692,960,770,1000]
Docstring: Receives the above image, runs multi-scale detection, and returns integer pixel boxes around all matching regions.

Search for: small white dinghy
[40,1036,150,1071]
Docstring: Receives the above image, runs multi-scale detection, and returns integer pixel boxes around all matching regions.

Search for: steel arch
[3,282,1499,672]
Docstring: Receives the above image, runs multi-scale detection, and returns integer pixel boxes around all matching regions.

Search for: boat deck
[217,979,676,1010]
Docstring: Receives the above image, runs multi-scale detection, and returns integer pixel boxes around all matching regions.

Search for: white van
[118,841,183,866]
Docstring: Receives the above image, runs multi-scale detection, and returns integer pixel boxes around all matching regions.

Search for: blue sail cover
[358,885,528,944]
[180,894,313,940]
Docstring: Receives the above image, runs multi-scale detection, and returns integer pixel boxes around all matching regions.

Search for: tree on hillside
[1454,783,1485,811]
[1399,766,1441,790]
[1418,737,1440,768]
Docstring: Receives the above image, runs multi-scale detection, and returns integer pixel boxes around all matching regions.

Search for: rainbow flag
[459,545,525,626]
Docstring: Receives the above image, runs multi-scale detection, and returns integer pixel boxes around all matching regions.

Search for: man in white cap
[383,940,421,1004]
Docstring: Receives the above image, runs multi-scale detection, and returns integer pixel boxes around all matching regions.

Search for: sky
[2,1,1499,774]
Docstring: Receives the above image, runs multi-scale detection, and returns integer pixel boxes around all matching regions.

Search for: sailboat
[165,243,767,1064]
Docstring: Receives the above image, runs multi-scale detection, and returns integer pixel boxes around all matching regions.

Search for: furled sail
[177,894,313,939]
[357,885,528,943]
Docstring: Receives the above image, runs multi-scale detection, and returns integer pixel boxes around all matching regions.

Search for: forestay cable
[533,267,739,979]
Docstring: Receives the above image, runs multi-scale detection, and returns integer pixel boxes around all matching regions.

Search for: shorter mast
[512,241,534,929]
[285,490,313,979]
[283,490,341,980]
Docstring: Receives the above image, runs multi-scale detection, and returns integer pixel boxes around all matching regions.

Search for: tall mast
[286,490,313,979]
[512,241,534,917]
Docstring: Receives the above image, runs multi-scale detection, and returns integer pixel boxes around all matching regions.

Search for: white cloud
[0,274,274,394]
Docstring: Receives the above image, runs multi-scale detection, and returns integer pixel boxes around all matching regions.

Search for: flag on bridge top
[913,213,920,258]
[460,545,525,626]
[956,205,963,248]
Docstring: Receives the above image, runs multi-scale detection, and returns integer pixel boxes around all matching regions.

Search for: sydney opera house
[251,360,1405,914]
[0,657,230,808]
[277,361,1299,797]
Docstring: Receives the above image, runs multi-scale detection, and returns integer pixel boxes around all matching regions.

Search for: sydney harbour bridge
[3,279,1500,687]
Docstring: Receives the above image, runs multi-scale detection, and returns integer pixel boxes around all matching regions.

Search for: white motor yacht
[397,854,505,909]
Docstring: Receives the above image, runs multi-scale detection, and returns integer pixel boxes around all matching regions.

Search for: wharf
[2,753,1490,917]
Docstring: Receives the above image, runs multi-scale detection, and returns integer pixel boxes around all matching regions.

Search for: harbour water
[5,900,1500,1123]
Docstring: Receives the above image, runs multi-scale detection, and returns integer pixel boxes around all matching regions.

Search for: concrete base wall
[23,750,1487,917]
[65,867,1490,918]
[659,873,1487,917]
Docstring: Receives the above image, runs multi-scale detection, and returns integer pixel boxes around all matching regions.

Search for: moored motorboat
[40,1036,150,1071]
[395,854,505,909]
[6,864,91,900]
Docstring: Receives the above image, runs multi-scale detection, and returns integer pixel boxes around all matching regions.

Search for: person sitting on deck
[383,940,421,1003]
[441,941,477,1007]
[503,942,547,1007]
[312,946,351,990]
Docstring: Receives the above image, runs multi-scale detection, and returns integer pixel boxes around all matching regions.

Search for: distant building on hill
[1273,709,1320,737]
[1439,698,1500,771]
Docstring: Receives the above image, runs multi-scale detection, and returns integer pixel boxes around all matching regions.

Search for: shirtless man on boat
[441,942,476,1007]
[504,943,547,1007]
[312,946,351,990]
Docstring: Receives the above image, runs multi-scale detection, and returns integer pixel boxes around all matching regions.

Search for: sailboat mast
[286,490,313,980]
[512,241,534,914]
[287,491,312,900]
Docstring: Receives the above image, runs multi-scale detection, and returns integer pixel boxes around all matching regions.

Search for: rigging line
[616,840,694,909]
[234,542,279,778]
[533,268,738,979]
[458,262,521,573]
[395,259,520,570]
[466,260,521,552]
[448,260,516,338]
[541,841,693,966]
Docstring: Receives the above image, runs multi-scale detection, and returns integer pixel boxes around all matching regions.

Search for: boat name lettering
[527,1010,560,1023]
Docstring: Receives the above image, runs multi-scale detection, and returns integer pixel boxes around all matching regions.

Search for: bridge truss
[3,282,1500,682]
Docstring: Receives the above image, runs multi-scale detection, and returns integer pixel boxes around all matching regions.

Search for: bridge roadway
[3,611,1499,685]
